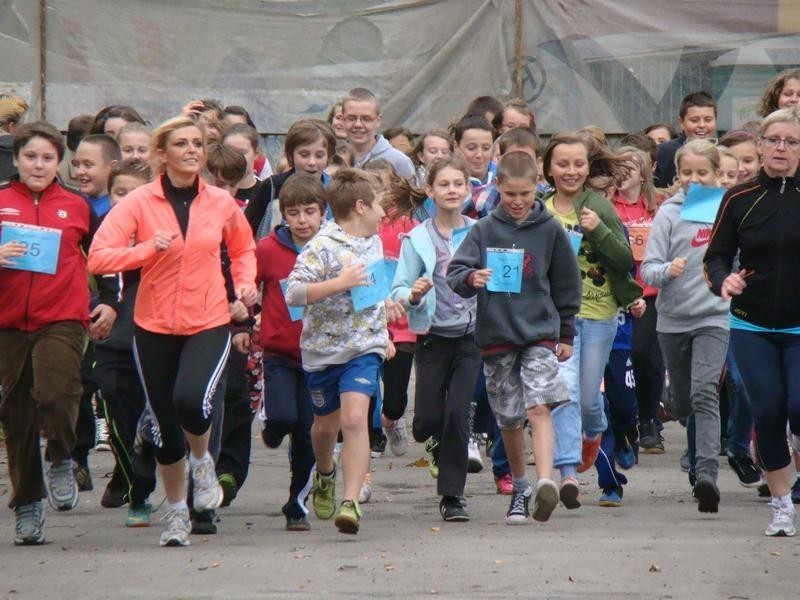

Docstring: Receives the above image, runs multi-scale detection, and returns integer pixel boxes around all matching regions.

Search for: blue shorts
[305,353,382,416]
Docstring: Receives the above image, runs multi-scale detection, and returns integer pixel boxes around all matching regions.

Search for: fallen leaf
[568,576,575,582]
[197,566,208,571]
[384,564,395,572]
[770,551,781,557]
[408,456,430,467]
[338,565,358,571]
[494,560,503,565]
[649,564,661,573]
[211,562,221,568]
[388,462,393,470]
[430,527,440,532]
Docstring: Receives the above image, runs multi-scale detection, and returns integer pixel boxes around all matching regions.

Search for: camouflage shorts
[483,345,569,430]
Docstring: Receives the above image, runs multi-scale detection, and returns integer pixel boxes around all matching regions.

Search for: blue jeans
[724,346,754,456]
[552,316,617,467]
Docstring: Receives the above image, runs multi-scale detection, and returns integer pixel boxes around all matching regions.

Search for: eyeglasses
[345,115,377,125]
[760,136,800,150]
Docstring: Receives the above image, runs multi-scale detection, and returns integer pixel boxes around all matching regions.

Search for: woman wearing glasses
[704,106,800,538]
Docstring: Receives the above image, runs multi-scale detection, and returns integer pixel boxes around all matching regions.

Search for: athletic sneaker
[101,470,128,508]
[45,460,79,511]
[334,499,362,534]
[599,487,623,507]
[191,509,218,535]
[312,470,336,520]
[190,454,223,512]
[95,416,111,452]
[467,437,484,473]
[505,486,532,525]
[439,496,469,522]
[694,478,720,513]
[728,453,762,488]
[494,472,513,495]
[285,515,310,531]
[757,483,771,498]
[526,451,536,466]
[159,505,191,547]
[383,418,408,457]
[765,499,796,537]
[359,472,373,504]
[370,431,386,458]
[333,442,343,469]
[218,473,239,508]
[792,477,800,504]
[425,438,439,479]
[532,478,559,522]
[14,500,45,546]
[126,503,153,528]
[578,433,602,473]
[559,477,581,509]
[73,462,93,492]
[617,443,635,470]
[639,420,665,454]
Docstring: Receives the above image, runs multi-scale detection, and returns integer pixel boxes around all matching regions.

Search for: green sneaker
[312,470,336,520]
[125,503,152,528]
[218,473,238,508]
[425,438,439,479]
[334,499,362,534]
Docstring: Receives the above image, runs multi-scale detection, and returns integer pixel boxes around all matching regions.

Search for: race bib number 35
[1,221,62,275]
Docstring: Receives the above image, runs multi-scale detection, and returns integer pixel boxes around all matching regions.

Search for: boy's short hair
[13,121,66,162]
[497,127,539,157]
[279,172,326,215]
[222,105,256,128]
[679,91,717,118]
[343,88,380,114]
[326,168,381,221]
[642,122,678,140]
[383,127,413,142]
[108,158,153,190]
[205,142,246,186]
[79,133,122,163]
[284,119,337,164]
[496,151,538,183]
[221,122,260,152]
[465,95,504,120]
[454,114,496,144]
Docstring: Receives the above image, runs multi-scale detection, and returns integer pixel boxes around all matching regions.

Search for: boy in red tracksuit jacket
[256,172,326,530]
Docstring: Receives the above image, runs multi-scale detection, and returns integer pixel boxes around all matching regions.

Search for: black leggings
[133,325,230,465]
[382,344,414,421]
[631,296,664,422]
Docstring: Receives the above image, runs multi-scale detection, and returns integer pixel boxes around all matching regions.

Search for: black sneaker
[728,453,762,488]
[370,430,387,458]
[505,487,532,525]
[285,515,311,531]
[73,463,93,492]
[190,509,218,535]
[757,482,771,498]
[439,496,469,522]
[639,420,664,454]
[792,477,800,504]
[694,478,720,513]
[101,470,128,508]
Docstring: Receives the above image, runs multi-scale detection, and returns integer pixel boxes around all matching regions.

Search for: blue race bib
[279,278,304,321]
[486,247,524,293]
[1,221,62,275]
[350,259,390,312]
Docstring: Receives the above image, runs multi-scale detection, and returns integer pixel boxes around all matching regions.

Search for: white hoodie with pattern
[285,220,388,372]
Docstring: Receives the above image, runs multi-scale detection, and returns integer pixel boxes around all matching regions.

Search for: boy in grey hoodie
[640,140,729,514]
[448,152,582,525]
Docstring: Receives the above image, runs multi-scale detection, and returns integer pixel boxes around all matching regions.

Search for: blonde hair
[675,139,720,172]
[149,116,205,173]
[0,95,29,131]
[618,145,656,213]
[759,105,800,136]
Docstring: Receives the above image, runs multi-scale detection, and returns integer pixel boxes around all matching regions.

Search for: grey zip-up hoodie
[447,201,582,349]
[640,188,729,333]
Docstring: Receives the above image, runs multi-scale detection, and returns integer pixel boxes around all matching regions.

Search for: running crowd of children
[1,67,800,547]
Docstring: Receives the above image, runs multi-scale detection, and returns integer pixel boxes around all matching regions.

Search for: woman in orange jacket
[89,116,257,547]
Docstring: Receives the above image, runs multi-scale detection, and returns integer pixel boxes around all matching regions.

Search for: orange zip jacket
[88,177,256,336]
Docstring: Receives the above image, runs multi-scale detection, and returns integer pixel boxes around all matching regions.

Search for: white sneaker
[333,442,343,469]
[384,418,408,457]
[358,472,373,504]
[159,505,191,547]
[95,416,111,452]
[765,499,796,537]
[467,437,484,473]
[191,454,223,512]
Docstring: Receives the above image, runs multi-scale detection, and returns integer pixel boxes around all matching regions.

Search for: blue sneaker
[617,444,635,470]
[598,487,623,507]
